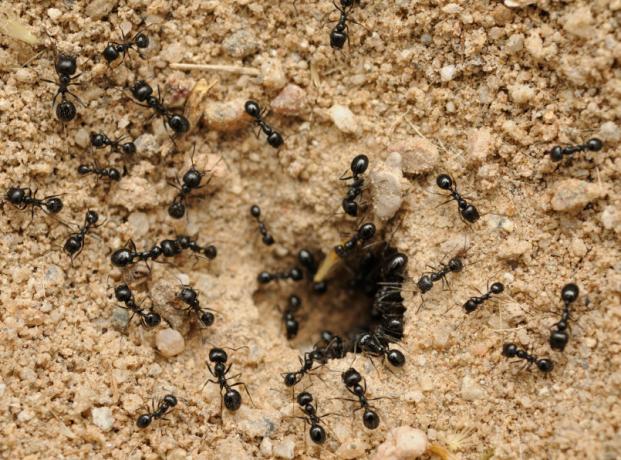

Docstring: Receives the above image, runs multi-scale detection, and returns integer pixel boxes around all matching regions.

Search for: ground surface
[0,1,620,459]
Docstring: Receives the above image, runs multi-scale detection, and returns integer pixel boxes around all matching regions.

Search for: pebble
[336,439,367,459]
[17,409,34,423]
[505,34,524,53]
[272,435,295,459]
[111,307,129,329]
[167,448,188,460]
[74,128,90,149]
[205,98,248,132]
[92,407,114,432]
[110,176,160,211]
[372,426,428,460]
[550,179,605,212]
[222,29,259,58]
[497,238,530,260]
[155,329,185,357]
[85,0,118,19]
[237,408,280,438]
[45,264,65,287]
[127,212,150,238]
[47,8,62,20]
[563,6,594,39]
[392,136,439,175]
[328,104,360,135]
[601,205,621,233]
[598,121,621,143]
[440,65,457,82]
[261,59,287,90]
[468,127,493,162]
[271,84,306,116]
[14,68,33,83]
[508,83,535,105]
[259,437,273,456]
[504,0,538,7]
[461,375,485,400]
[370,152,403,221]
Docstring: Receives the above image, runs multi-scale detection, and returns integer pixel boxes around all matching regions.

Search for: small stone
[111,307,129,329]
[74,128,90,149]
[563,6,594,39]
[394,136,439,175]
[372,426,428,460]
[598,121,621,143]
[550,179,605,213]
[222,29,259,58]
[440,65,457,82]
[505,34,524,53]
[155,329,185,357]
[45,264,65,287]
[504,0,538,7]
[508,84,535,105]
[85,0,118,19]
[273,435,295,459]
[404,390,423,403]
[133,133,158,158]
[461,375,485,400]
[259,437,273,456]
[431,325,450,350]
[504,302,526,326]
[167,448,188,460]
[92,407,114,432]
[497,237,530,260]
[336,439,367,459]
[14,68,33,83]
[370,152,403,221]
[127,212,150,238]
[47,8,62,20]
[215,437,251,460]
[525,32,544,61]
[328,104,360,135]
[601,205,621,234]
[261,59,287,90]
[205,98,248,132]
[17,409,34,422]
[237,408,280,438]
[468,127,493,162]
[271,84,306,116]
[110,176,160,211]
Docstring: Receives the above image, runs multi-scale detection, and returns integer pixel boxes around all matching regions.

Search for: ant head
[135,32,150,49]
[111,248,133,267]
[463,298,478,314]
[313,281,328,293]
[417,274,433,293]
[45,197,64,214]
[250,204,261,218]
[182,168,203,189]
[289,267,304,281]
[114,283,132,302]
[56,100,77,122]
[85,210,99,225]
[549,330,568,352]
[90,132,107,148]
[586,138,603,152]
[6,187,25,204]
[77,164,90,175]
[209,347,228,363]
[296,391,313,406]
[309,425,327,444]
[178,286,198,305]
[224,389,242,411]
[501,342,518,358]
[199,311,215,327]
[160,239,181,257]
[168,201,186,219]
[55,54,77,76]
[298,249,317,272]
[549,146,564,162]
[288,294,302,310]
[203,245,217,259]
[358,223,376,241]
[168,114,190,134]
[363,408,380,430]
[121,142,136,156]
[109,168,122,181]
[448,257,463,272]
[131,80,153,101]
[436,174,453,190]
[244,100,261,118]
[136,414,152,428]
[561,283,579,303]
[536,358,554,373]
[63,235,82,255]
[490,282,504,294]
[351,154,369,175]
[386,349,405,367]
[257,271,273,284]
[284,372,298,387]
[341,367,362,387]
[342,198,358,216]
[267,132,284,148]
[162,394,177,407]
[284,317,299,339]
[143,312,161,328]
[102,45,119,63]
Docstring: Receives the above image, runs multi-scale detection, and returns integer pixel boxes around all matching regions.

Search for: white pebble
[85,0,117,19]
[370,152,403,221]
[155,329,185,357]
[440,65,457,82]
[260,437,273,456]
[601,205,621,233]
[14,68,33,83]
[222,29,259,58]
[508,83,535,105]
[47,8,62,20]
[74,128,90,149]
[17,409,34,423]
[92,407,114,431]
[461,375,485,400]
[205,98,248,132]
[550,179,605,212]
[261,59,287,90]
[504,0,538,7]
[468,127,493,162]
[393,136,439,175]
[272,435,295,459]
[373,426,428,460]
[271,84,306,116]
[127,212,150,238]
[328,104,360,135]
[505,34,524,53]
[562,6,594,39]
[133,133,159,158]
[598,121,621,143]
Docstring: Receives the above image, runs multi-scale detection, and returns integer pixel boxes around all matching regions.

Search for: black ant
[298,249,328,293]
[90,132,137,156]
[244,100,284,148]
[282,294,302,339]
[41,52,81,122]
[204,347,251,412]
[168,156,206,219]
[136,394,177,428]
[549,283,580,352]
[63,210,100,260]
[283,334,345,386]
[114,283,161,328]
[176,235,218,260]
[294,391,328,444]
[335,223,376,257]
[330,0,361,49]
[340,154,368,216]
[436,174,480,223]
[463,281,504,314]
[102,29,149,65]
[501,343,553,373]
[250,205,275,245]
[417,255,463,295]
[257,266,304,284]
[77,163,122,182]
[3,186,63,216]
[110,235,216,268]
[340,368,381,429]
[355,331,405,367]
[548,138,604,162]
[176,285,215,328]
[130,80,190,136]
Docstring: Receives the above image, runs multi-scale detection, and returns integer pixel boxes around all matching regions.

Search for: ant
[168,155,207,219]
[436,174,480,223]
[176,285,215,328]
[114,283,161,328]
[176,235,218,260]
[330,0,361,50]
[549,283,580,352]
[548,138,604,162]
[463,281,504,314]
[63,210,100,260]
[283,334,345,386]
[250,205,274,245]
[41,52,82,122]
[3,186,63,216]
[244,100,284,148]
[77,163,122,182]
[417,255,463,295]
[136,394,177,428]
[257,266,304,284]
[340,154,369,216]
[90,132,137,156]
[298,249,328,293]
[204,347,251,412]
[130,80,190,136]
[111,235,216,268]
[294,391,329,444]
[340,368,381,429]
[282,294,302,339]
[355,331,406,367]
[102,29,149,65]
[501,343,553,373]
[335,223,376,257]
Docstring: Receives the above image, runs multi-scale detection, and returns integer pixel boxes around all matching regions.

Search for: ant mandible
[90,132,137,156]
[204,347,252,413]
[549,283,580,352]
[114,283,161,328]
[102,28,150,65]
[548,138,604,162]
[244,100,284,148]
[340,154,368,216]
[501,343,553,373]
[136,394,177,428]
[436,174,480,223]
[3,186,63,217]
[63,210,100,260]
[130,80,190,136]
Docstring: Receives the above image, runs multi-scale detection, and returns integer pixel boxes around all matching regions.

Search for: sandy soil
[0,0,620,459]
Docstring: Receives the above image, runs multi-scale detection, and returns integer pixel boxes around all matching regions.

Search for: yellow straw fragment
[0,10,40,46]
